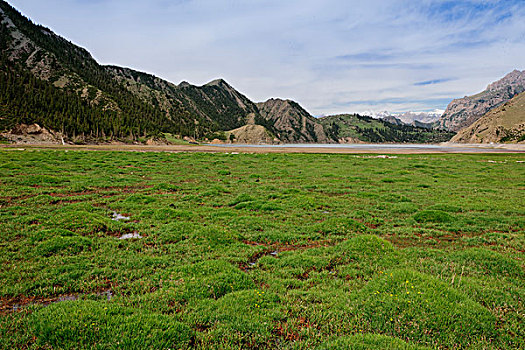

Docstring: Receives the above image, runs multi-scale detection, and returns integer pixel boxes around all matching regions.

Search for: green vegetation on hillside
[178,81,259,131]
[320,114,455,143]
[107,67,259,135]
[0,149,523,349]
[0,57,177,140]
[0,1,199,140]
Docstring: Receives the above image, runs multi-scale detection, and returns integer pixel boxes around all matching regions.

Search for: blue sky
[8,0,525,115]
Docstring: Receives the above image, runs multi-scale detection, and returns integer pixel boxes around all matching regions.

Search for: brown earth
[256,98,333,143]
[227,124,277,144]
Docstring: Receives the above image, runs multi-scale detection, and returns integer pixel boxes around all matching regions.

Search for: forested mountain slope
[320,114,455,143]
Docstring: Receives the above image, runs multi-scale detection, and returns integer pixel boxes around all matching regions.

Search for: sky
[8,0,525,116]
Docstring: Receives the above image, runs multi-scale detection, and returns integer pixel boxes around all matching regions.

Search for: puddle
[7,295,79,313]
[57,295,78,302]
[119,231,142,240]
[240,249,279,271]
[99,290,112,301]
[112,211,130,221]
[371,155,398,159]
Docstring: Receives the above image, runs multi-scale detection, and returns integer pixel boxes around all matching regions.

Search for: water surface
[209,143,524,153]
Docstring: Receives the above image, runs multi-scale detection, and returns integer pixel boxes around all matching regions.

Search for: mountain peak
[204,78,230,88]
[257,97,333,143]
[487,69,525,92]
[265,98,295,105]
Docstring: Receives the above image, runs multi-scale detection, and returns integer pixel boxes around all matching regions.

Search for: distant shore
[1,142,524,154]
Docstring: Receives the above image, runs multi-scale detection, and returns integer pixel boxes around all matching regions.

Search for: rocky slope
[380,116,405,126]
[451,91,525,143]
[226,124,277,144]
[438,70,525,132]
[0,123,64,144]
[256,98,333,143]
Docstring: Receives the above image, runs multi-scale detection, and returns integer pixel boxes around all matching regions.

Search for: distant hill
[256,98,333,143]
[320,114,455,143]
[451,91,525,143]
[438,70,525,132]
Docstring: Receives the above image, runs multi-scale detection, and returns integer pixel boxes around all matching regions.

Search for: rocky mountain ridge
[451,91,525,143]
[438,70,525,132]
[366,110,442,125]
[256,98,333,143]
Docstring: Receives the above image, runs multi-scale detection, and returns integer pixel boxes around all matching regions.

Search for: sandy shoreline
[1,143,524,154]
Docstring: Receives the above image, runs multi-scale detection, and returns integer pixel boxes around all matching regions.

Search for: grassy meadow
[0,149,523,349]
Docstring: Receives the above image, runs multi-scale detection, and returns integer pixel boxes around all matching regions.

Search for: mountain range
[0,0,522,145]
[0,0,455,145]
[0,0,325,144]
[367,110,443,127]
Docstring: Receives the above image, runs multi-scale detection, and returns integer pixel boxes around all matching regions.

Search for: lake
[208,143,525,153]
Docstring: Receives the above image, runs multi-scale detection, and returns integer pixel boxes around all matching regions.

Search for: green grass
[0,149,524,349]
